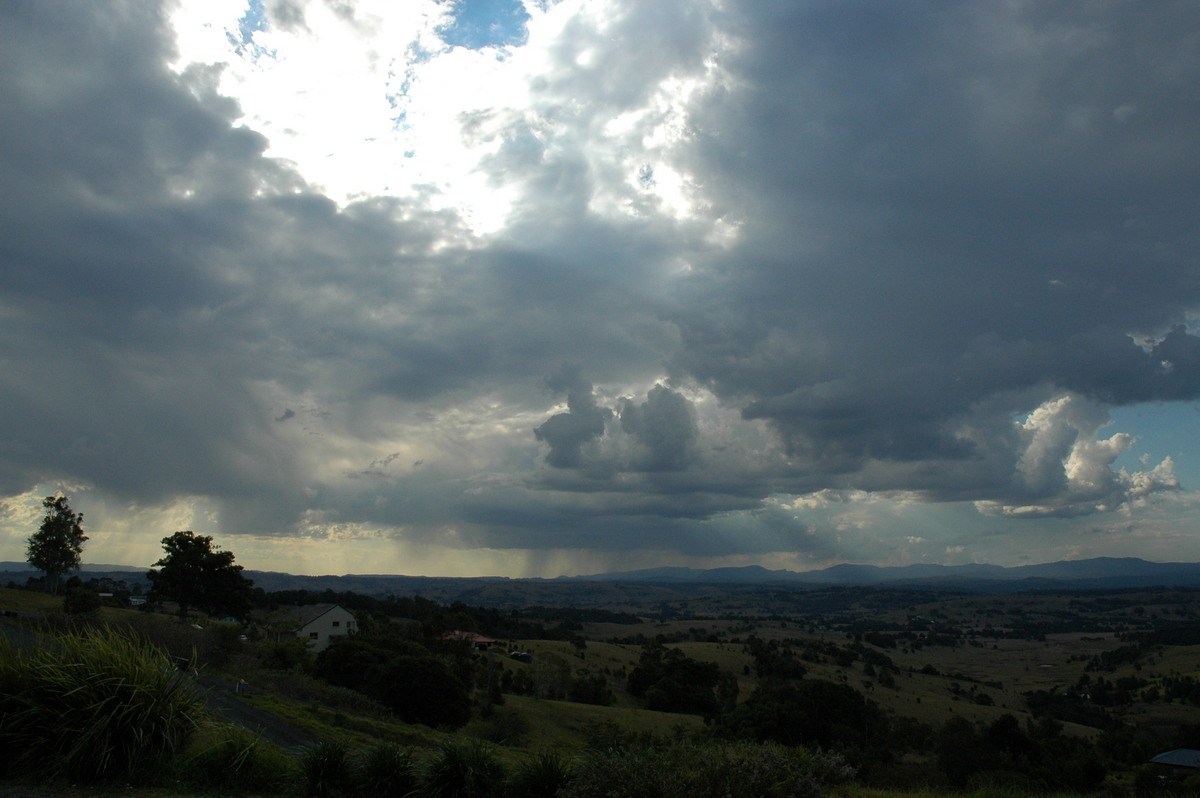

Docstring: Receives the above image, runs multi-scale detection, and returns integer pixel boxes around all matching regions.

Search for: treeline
[259,588,636,640]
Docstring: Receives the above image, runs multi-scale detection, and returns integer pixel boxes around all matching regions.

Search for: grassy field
[483,693,704,750]
[0,586,61,612]
[571,588,1200,746]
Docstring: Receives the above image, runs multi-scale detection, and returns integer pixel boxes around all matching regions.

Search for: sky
[2,0,1199,578]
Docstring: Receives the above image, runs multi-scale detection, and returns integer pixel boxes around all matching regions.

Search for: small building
[441,630,498,650]
[285,604,357,652]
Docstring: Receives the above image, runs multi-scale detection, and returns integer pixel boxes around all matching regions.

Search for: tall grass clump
[301,739,353,797]
[507,751,573,798]
[0,626,201,782]
[419,739,506,798]
[354,742,419,797]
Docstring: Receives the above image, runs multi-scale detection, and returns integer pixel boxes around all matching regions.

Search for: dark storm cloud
[534,367,612,468]
[620,385,699,472]
[658,0,1200,509]
[0,4,494,513]
[0,0,686,547]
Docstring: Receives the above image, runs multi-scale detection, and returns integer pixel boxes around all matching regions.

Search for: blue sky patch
[227,0,275,63]
[438,0,530,50]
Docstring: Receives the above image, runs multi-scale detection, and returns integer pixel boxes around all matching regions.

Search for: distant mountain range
[552,557,1200,591]
[5,557,1200,601]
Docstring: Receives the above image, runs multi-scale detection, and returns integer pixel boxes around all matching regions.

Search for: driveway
[196,676,319,753]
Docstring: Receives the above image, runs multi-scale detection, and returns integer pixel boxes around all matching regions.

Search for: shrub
[508,751,573,798]
[260,637,316,671]
[354,742,418,797]
[301,739,354,797]
[419,739,506,798]
[61,586,101,616]
[0,626,201,782]
[367,655,472,729]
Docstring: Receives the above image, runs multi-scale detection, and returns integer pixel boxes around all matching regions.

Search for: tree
[147,531,253,622]
[62,585,102,616]
[26,495,88,595]
[718,678,886,751]
[365,655,471,728]
[627,640,731,717]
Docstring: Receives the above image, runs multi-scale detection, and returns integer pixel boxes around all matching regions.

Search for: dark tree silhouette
[26,495,88,595]
[147,531,253,621]
[718,678,886,750]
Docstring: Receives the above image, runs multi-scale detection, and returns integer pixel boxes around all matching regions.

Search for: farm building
[441,630,499,650]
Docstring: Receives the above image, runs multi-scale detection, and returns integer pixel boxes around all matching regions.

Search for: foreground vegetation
[4,581,1200,795]
[0,621,851,796]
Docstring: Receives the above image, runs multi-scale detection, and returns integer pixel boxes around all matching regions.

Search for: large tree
[26,495,88,594]
[147,531,253,622]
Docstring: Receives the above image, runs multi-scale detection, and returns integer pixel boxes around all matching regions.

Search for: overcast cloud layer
[1,0,1198,576]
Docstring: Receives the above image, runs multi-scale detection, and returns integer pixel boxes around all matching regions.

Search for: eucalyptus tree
[26,495,88,594]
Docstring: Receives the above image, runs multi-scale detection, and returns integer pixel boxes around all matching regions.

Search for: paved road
[196,676,319,753]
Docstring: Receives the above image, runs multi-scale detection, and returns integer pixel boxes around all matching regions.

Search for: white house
[285,604,357,652]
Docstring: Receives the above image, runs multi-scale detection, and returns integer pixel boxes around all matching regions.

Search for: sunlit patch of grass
[182,721,298,794]
[242,691,444,750]
[496,693,704,751]
[0,586,61,612]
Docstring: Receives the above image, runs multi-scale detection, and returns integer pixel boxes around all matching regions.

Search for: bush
[508,751,573,798]
[61,586,101,616]
[301,739,353,798]
[419,739,506,798]
[367,655,472,729]
[260,637,316,671]
[352,742,419,797]
[0,626,201,782]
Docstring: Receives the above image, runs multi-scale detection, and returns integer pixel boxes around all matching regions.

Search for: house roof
[441,630,498,644]
[283,603,347,627]
[1151,749,1200,768]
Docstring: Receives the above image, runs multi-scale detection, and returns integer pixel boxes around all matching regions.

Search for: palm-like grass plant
[0,625,201,782]
[507,751,573,798]
[354,742,418,797]
[419,739,506,798]
[301,739,353,797]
